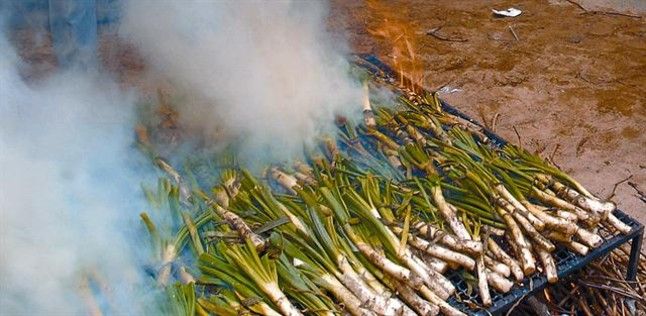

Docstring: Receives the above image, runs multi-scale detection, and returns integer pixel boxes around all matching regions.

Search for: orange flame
[366,0,425,94]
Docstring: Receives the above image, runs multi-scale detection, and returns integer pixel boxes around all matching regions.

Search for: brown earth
[329,0,646,239]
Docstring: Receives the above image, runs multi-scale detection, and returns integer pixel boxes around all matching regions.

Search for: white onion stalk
[405,125,427,146]
[214,171,240,207]
[545,230,590,256]
[476,249,492,306]
[294,160,313,174]
[354,263,392,298]
[252,302,283,316]
[397,228,476,270]
[487,226,507,237]
[206,200,266,252]
[348,198,456,297]
[343,246,392,296]
[323,138,341,161]
[336,255,409,315]
[390,280,440,316]
[574,227,603,248]
[418,286,467,316]
[155,157,191,205]
[496,206,536,275]
[536,246,558,284]
[411,255,455,298]
[413,222,483,255]
[362,82,377,128]
[494,184,544,230]
[535,174,615,218]
[270,167,300,195]
[262,282,303,316]
[486,238,524,281]
[324,189,425,312]
[494,196,555,252]
[213,187,231,208]
[345,226,453,301]
[275,201,310,237]
[366,128,400,151]
[382,147,404,170]
[532,188,598,227]
[544,230,572,243]
[430,186,472,240]
[485,269,514,293]
[317,273,375,316]
[422,255,449,273]
[178,266,195,284]
[426,116,452,145]
[180,211,204,256]
[563,240,590,256]
[352,240,423,288]
[226,241,303,316]
[157,244,176,286]
[484,255,511,277]
[395,130,412,144]
[555,210,579,222]
[521,201,578,236]
[606,213,632,234]
[372,223,456,297]
[293,171,316,186]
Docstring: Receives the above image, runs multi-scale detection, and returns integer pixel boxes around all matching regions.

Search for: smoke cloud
[120,1,362,164]
[1,1,361,313]
[0,21,155,315]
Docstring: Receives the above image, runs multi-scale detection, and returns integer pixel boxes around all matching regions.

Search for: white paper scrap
[492,8,522,17]
[438,86,462,94]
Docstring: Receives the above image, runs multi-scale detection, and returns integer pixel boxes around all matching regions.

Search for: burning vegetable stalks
[133,69,637,316]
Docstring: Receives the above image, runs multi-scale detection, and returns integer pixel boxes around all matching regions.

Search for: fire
[365,0,426,94]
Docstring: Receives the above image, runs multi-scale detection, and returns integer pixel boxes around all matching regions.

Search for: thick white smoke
[0,24,155,315]
[1,1,362,313]
[120,1,362,163]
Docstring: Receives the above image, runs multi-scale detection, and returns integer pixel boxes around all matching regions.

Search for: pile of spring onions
[140,77,632,316]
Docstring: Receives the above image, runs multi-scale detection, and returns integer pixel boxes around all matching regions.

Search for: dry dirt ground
[330,0,646,238]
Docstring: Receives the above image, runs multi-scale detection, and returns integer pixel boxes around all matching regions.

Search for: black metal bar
[627,227,644,281]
